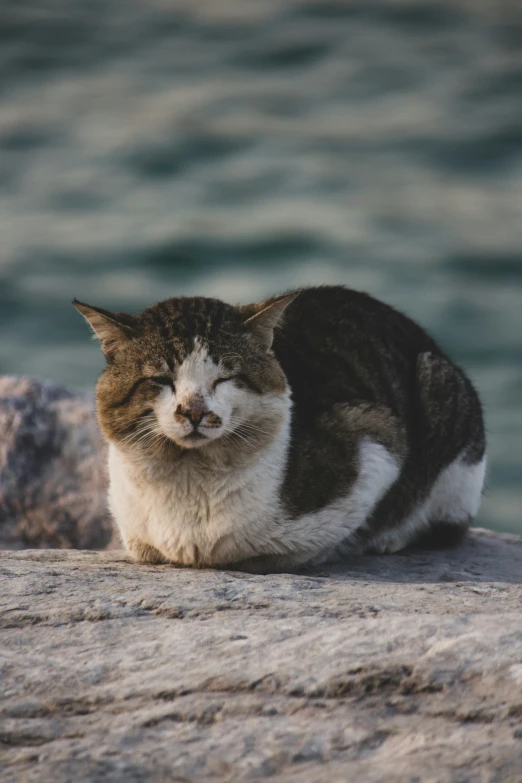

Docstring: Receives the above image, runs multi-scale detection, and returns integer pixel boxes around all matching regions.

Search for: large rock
[0,376,113,550]
[1,529,522,781]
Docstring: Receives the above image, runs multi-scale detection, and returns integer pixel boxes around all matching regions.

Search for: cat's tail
[358,351,486,555]
[415,350,486,475]
[403,351,486,549]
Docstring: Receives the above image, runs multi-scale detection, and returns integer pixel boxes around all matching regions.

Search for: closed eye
[213,374,260,393]
[149,376,175,391]
[213,377,234,390]
[109,376,175,409]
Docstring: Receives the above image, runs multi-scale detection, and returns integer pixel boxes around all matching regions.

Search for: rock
[0,376,113,550]
[1,528,522,781]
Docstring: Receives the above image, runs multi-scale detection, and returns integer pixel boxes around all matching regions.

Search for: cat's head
[73,293,297,460]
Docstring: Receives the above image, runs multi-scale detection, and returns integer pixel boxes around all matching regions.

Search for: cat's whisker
[223,422,261,442]
[119,424,160,447]
[233,422,273,437]
[227,428,258,450]
[119,421,167,453]
[227,418,274,438]
[220,432,243,453]
[116,418,156,437]
[120,422,157,438]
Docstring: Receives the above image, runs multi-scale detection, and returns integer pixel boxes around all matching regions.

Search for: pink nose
[175,404,207,426]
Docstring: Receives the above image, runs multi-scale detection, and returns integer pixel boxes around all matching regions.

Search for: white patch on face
[153,338,254,449]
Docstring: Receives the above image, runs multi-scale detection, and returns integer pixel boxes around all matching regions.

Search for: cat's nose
[175,404,207,428]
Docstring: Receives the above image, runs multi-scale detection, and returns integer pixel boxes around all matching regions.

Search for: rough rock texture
[0,376,112,550]
[1,529,522,782]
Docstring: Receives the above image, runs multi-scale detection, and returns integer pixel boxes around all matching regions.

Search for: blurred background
[0,0,520,533]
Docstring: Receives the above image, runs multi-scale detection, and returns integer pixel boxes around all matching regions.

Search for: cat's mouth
[182,430,208,444]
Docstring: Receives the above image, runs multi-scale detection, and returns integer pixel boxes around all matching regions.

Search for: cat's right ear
[242,292,299,351]
[72,299,139,361]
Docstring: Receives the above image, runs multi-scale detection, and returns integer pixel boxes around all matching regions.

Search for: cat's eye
[149,376,175,391]
[213,377,234,390]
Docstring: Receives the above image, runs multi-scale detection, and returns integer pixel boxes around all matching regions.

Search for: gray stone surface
[1,528,522,782]
[0,376,113,550]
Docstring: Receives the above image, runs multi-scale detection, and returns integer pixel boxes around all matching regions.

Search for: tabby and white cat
[74,286,486,572]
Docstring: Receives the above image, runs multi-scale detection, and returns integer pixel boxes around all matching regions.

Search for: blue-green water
[1,1,521,533]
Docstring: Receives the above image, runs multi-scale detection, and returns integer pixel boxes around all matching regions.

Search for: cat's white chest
[107,439,287,565]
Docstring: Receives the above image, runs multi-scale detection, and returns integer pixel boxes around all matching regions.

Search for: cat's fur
[74,286,486,572]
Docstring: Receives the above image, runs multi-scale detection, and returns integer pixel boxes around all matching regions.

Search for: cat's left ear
[73,299,140,361]
[242,292,299,350]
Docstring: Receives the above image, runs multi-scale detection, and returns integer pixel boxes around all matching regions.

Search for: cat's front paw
[125,537,167,564]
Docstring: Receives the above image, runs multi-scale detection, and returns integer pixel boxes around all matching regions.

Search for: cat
[74,286,486,572]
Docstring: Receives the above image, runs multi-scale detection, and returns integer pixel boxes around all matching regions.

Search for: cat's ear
[242,292,299,350]
[72,299,139,361]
